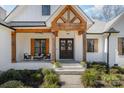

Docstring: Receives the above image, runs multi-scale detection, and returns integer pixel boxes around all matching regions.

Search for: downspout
[107,33,111,73]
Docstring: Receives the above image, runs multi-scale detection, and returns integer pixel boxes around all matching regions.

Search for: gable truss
[51,5,87,36]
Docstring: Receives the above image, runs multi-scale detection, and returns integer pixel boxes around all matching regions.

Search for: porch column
[83,32,87,61]
[51,32,56,62]
[11,32,16,63]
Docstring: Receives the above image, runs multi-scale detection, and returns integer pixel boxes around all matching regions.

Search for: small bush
[41,82,59,88]
[44,73,59,84]
[31,72,43,81]
[102,74,120,83]
[110,68,120,74]
[19,70,35,85]
[102,74,121,87]
[0,69,22,84]
[87,62,107,73]
[42,68,55,76]
[18,69,44,87]
[0,80,24,88]
[81,68,99,87]
[111,66,124,74]
[53,62,62,68]
[80,61,87,68]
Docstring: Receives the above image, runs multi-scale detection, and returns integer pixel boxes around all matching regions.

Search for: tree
[92,5,124,22]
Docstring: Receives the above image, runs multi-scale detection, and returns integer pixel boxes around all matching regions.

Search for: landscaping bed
[81,62,124,88]
[0,68,60,88]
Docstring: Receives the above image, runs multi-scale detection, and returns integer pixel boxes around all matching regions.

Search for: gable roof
[4,5,94,28]
[104,12,124,32]
[7,21,46,27]
[87,19,106,33]
[0,19,15,30]
[46,5,94,28]
[4,6,18,21]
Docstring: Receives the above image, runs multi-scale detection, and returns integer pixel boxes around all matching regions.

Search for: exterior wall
[56,31,83,61]
[0,25,13,71]
[16,31,83,62]
[86,34,104,62]
[16,33,53,61]
[110,16,124,66]
[6,5,59,22]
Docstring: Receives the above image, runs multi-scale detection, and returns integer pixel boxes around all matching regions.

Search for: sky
[0,5,103,18]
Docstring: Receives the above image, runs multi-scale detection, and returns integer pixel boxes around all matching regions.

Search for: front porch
[11,5,88,63]
[14,31,85,62]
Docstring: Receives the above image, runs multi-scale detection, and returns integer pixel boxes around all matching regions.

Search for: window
[87,39,98,52]
[118,38,124,55]
[42,5,50,16]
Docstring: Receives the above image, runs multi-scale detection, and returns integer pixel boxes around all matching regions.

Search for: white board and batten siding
[0,25,13,71]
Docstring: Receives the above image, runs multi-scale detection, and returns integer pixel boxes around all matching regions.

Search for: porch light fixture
[103,27,119,73]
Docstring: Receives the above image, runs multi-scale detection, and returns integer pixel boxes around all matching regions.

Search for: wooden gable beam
[16,28,51,33]
[61,16,67,23]
[52,6,68,25]
[52,5,86,26]
[67,7,70,22]
[70,16,77,23]
[68,5,85,23]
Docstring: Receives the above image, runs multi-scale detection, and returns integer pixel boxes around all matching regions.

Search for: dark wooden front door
[60,39,74,59]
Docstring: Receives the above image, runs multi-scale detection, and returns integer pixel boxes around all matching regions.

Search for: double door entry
[60,39,74,59]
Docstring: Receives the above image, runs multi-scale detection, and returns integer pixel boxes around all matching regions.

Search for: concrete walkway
[60,75,83,88]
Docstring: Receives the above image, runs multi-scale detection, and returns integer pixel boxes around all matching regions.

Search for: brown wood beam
[16,29,51,33]
[67,8,70,22]
[11,32,16,63]
[61,17,67,23]
[51,33,56,62]
[70,16,77,23]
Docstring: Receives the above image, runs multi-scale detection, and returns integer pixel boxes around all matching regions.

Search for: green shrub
[119,68,124,74]
[92,62,107,66]
[87,62,107,73]
[0,69,22,84]
[0,80,24,88]
[19,70,44,87]
[102,74,120,83]
[42,68,55,76]
[41,82,59,88]
[37,68,42,74]
[110,68,120,74]
[81,68,99,87]
[111,66,124,74]
[31,72,43,81]
[44,73,59,84]
[102,74,121,87]
[19,70,34,82]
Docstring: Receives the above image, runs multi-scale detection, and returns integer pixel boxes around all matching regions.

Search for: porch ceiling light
[103,27,119,73]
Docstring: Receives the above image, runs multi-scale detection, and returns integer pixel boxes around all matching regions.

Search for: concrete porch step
[54,61,85,75]
[62,65,83,69]
[55,67,85,75]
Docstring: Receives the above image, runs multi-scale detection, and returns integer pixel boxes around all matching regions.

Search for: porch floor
[11,60,52,70]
